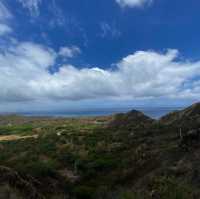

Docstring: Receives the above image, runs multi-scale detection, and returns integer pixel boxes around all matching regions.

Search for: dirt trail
[0,134,38,141]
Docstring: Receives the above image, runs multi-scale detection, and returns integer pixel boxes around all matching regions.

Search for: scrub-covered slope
[0,104,200,198]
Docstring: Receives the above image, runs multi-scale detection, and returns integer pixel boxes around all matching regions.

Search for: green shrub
[23,159,58,177]
[119,191,139,199]
[74,185,95,199]
[151,176,192,199]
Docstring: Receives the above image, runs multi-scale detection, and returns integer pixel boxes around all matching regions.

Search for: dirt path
[0,134,39,141]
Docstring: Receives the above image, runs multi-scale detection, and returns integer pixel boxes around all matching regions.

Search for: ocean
[20,107,183,119]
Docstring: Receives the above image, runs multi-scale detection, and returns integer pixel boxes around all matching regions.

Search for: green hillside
[0,104,200,198]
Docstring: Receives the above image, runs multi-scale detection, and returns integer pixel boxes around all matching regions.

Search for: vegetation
[0,103,200,198]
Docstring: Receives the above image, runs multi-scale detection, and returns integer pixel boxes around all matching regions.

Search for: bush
[151,176,192,199]
[74,185,95,199]
[22,159,58,177]
[119,191,140,199]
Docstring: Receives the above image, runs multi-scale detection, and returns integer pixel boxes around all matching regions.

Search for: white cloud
[48,0,66,27]
[58,46,81,59]
[17,0,42,17]
[116,0,153,8]
[0,2,12,20]
[0,1,12,36]
[99,22,121,38]
[0,43,200,102]
[0,42,56,101]
[0,23,12,35]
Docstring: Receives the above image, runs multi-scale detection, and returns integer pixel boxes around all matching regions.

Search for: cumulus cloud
[1,43,200,102]
[58,46,81,59]
[0,41,56,101]
[17,0,42,17]
[116,0,153,8]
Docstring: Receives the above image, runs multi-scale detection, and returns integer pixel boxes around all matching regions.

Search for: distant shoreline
[0,107,184,119]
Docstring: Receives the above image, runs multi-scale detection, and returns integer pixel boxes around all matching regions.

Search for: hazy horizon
[0,105,186,119]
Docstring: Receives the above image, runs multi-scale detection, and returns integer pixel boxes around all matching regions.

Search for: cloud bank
[1,42,200,102]
[116,0,153,8]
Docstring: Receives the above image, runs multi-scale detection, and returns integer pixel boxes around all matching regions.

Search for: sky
[0,0,200,113]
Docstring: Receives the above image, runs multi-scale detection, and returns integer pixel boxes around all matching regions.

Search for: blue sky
[0,0,200,112]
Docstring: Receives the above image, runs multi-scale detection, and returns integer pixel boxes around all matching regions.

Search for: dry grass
[0,134,38,141]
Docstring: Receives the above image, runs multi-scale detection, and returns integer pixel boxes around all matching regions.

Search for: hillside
[108,109,154,130]
[0,104,200,198]
[160,102,200,129]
